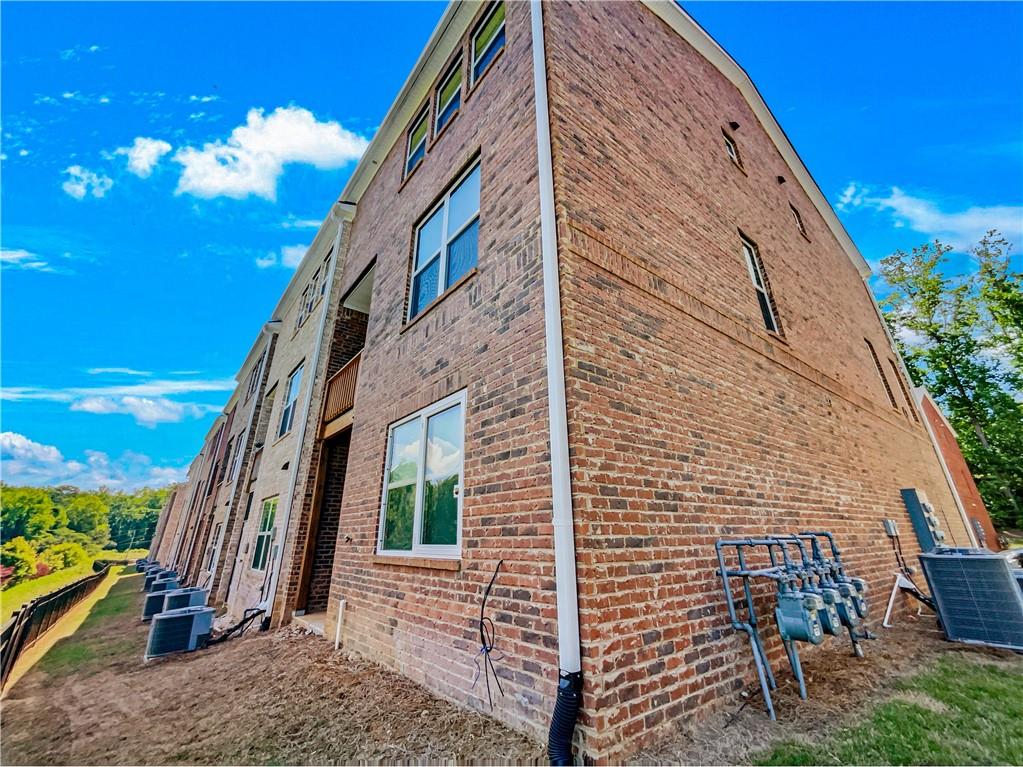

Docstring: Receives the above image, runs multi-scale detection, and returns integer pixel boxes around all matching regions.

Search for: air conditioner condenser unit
[162,587,209,612]
[145,606,215,661]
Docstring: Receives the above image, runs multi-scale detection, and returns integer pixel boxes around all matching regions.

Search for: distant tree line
[880,231,1023,530]
[0,484,170,586]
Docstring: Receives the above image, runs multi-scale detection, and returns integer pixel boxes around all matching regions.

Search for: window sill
[466,45,505,100]
[798,229,812,243]
[730,158,748,176]
[401,267,478,335]
[270,431,292,449]
[372,554,460,571]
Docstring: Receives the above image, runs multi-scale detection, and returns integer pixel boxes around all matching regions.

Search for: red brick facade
[153,3,984,762]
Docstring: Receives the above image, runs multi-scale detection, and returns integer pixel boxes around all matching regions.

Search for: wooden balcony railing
[323,351,361,424]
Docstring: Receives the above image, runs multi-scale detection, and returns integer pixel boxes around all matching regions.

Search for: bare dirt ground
[633,617,1022,765]
[0,572,545,765]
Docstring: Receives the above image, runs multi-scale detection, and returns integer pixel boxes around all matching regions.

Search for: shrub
[39,542,90,572]
[1,537,37,585]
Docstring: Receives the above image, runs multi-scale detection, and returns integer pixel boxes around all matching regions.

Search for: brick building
[152,2,992,762]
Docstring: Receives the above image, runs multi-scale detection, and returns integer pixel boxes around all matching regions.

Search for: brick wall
[919,391,999,550]
[543,2,971,760]
[312,0,561,740]
[304,431,351,613]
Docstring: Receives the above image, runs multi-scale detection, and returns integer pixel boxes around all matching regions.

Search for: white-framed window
[406,108,429,177]
[250,497,278,570]
[307,268,320,315]
[278,363,304,438]
[435,58,462,134]
[296,284,310,330]
[723,130,741,167]
[740,235,779,334]
[409,162,481,320]
[864,338,898,409]
[471,2,505,84]
[230,437,244,483]
[377,390,466,559]
[319,250,333,299]
[790,204,807,237]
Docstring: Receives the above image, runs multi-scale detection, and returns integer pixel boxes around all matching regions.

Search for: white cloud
[115,136,172,177]
[87,367,152,376]
[1,377,236,403]
[281,244,307,268]
[255,252,278,269]
[62,165,113,199]
[1,432,186,490]
[59,44,103,61]
[70,395,219,427]
[1,248,58,273]
[18,149,30,157]
[281,215,322,230]
[173,106,368,201]
[837,181,1023,249]
[189,94,218,103]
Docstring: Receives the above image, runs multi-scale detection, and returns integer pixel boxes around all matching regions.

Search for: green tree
[38,542,90,572]
[973,232,1023,376]
[880,235,1023,528]
[1,537,37,584]
[64,494,111,547]
[0,486,57,544]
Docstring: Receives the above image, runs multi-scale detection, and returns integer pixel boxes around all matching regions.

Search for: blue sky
[2,2,1021,490]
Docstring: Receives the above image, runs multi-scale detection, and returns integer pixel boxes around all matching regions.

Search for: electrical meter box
[900,488,945,553]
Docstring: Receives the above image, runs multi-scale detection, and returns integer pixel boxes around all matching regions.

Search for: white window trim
[471,3,505,85]
[790,204,806,236]
[408,161,481,321]
[435,59,462,134]
[723,131,740,166]
[376,389,467,560]
[406,108,428,175]
[278,363,304,438]
[740,236,779,333]
[251,496,278,571]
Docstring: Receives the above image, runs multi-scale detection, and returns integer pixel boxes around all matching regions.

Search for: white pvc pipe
[530,0,581,675]
[334,598,347,650]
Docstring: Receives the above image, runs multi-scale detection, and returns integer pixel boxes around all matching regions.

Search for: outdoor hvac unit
[919,548,1023,651]
[149,577,179,595]
[162,587,208,612]
[143,572,160,591]
[142,590,168,622]
[145,606,215,660]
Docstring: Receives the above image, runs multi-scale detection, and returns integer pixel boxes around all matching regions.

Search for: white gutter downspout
[863,277,978,547]
[262,202,356,621]
[530,3,583,763]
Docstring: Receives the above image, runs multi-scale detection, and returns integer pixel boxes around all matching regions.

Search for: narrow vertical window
[740,235,780,334]
[378,391,465,558]
[278,363,304,438]
[864,339,898,409]
[435,59,462,134]
[723,130,741,167]
[409,162,481,319]
[888,358,919,422]
[471,3,505,84]
[790,204,807,237]
[251,497,278,570]
[405,109,428,177]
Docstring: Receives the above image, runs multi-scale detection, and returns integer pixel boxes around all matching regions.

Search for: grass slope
[1,565,96,624]
[758,657,1023,765]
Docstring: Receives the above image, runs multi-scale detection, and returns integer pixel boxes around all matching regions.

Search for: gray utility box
[919,548,1023,651]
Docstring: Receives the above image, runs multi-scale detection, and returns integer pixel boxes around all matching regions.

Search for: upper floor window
[278,363,303,438]
[864,338,898,409]
[378,390,465,559]
[251,497,278,571]
[790,204,807,237]
[409,162,481,320]
[244,355,263,401]
[723,130,741,167]
[740,235,779,334]
[406,109,428,177]
[319,249,332,299]
[471,3,505,84]
[436,59,462,134]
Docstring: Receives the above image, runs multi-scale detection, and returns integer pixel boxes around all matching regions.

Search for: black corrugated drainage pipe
[548,670,584,765]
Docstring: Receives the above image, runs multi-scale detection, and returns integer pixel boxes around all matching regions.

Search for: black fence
[0,563,114,689]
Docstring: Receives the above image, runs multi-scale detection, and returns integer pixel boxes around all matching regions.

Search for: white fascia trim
[531,0,581,675]
[643,1,871,279]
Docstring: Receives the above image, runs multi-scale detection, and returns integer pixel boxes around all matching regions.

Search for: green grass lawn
[1,565,97,624]
[757,658,1023,766]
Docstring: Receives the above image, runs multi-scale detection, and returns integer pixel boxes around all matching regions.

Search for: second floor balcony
[322,351,361,437]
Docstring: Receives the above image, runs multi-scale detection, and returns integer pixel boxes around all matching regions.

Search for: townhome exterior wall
[150,482,184,562]
[223,261,332,621]
[297,0,561,739]
[541,2,971,759]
